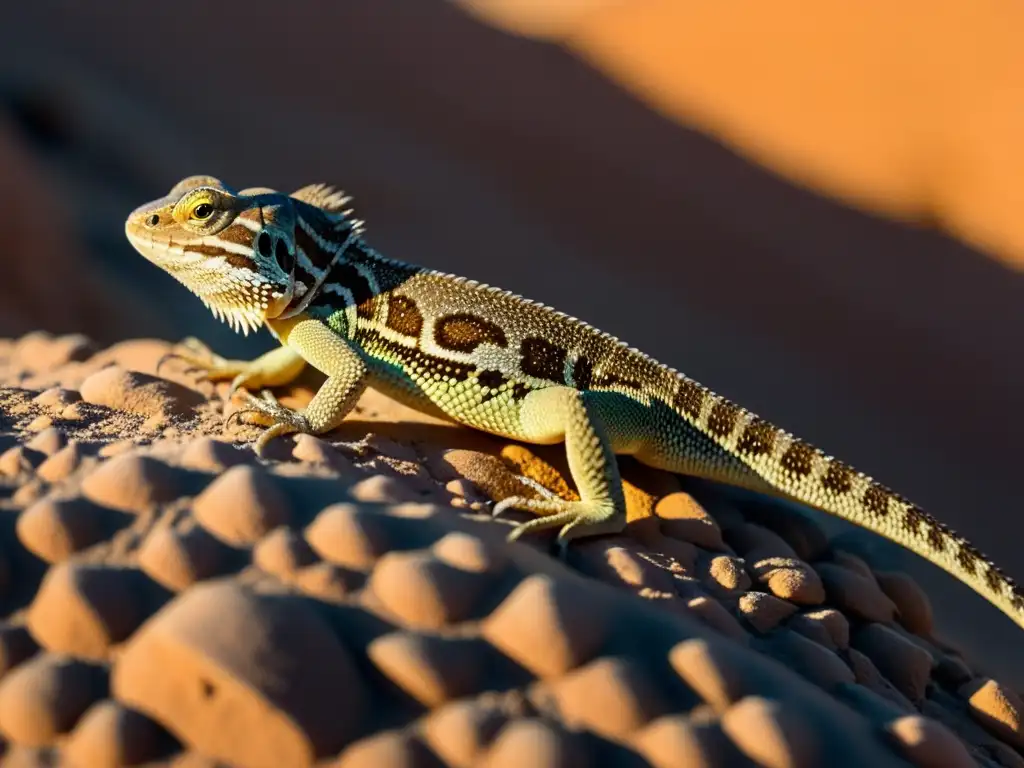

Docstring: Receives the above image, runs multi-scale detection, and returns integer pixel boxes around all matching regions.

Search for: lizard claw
[491,495,624,557]
[231,391,312,455]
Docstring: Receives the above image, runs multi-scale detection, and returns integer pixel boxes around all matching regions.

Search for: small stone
[432,532,505,574]
[81,455,188,513]
[801,609,849,650]
[633,715,726,768]
[423,700,507,768]
[35,441,84,482]
[815,562,898,623]
[720,696,820,768]
[79,365,203,419]
[25,415,54,432]
[137,526,234,592]
[847,649,915,713]
[112,581,366,767]
[26,563,168,660]
[875,571,934,636]
[17,497,128,564]
[63,700,177,768]
[370,552,490,630]
[349,474,417,503]
[886,715,975,768]
[179,437,249,472]
[655,493,726,550]
[549,657,669,740]
[253,527,318,578]
[831,550,877,581]
[25,428,66,456]
[0,446,38,477]
[293,562,361,601]
[291,435,355,473]
[367,633,489,707]
[705,555,750,592]
[758,630,855,691]
[852,624,933,702]
[32,388,80,408]
[445,478,479,500]
[304,503,390,571]
[668,638,749,713]
[0,655,107,746]
[335,732,443,768]
[481,575,609,678]
[192,465,292,546]
[480,719,588,768]
[728,523,798,560]
[738,592,798,633]
[961,677,1024,749]
[787,613,838,651]
[757,559,826,605]
[60,402,86,420]
[685,597,749,642]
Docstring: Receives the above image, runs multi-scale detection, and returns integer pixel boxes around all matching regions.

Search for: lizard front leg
[238,318,368,454]
[494,387,648,553]
[163,337,307,394]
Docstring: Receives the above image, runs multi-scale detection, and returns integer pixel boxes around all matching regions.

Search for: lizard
[125,174,1024,631]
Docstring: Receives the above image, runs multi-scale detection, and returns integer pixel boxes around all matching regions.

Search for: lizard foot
[493,495,623,557]
[231,390,312,455]
[157,337,254,393]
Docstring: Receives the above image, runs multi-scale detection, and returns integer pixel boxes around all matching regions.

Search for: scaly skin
[125,175,1024,630]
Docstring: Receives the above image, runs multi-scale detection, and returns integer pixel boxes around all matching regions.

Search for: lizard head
[124,175,299,335]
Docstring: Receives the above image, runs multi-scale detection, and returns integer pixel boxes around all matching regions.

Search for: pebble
[886,715,976,768]
[349,474,418,504]
[370,552,490,630]
[26,563,167,660]
[481,575,609,678]
[0,624,39,677]
[112,581,366,768]
[81,454,188,513]
[79,365,202,419]
[668,638,750,713]
[632,715,727,768]
[875,571,934,636]
[738,592,798,633]
[549,657,669,739]
[253,526,318,578]
[179,437,249,472]
[423,700,507,768]
[654,493,726,550]
[852,624,933,702]
[846,648,915,713]
[815,562,897,623]
[335,731,443,768]
[137,526,233,592]
[705,555,750,593]
[685,597,750,642]
[480,719,588,768]
[35,441,84,482]
[720,696,820,768]
[192,465,292,546]
[758,630,855,691]
[960,677,1024,749]
[25,427,66,456]
[0,654,107,746]
[63,700,177,768]
[367,632,489,707]
[17,498,127,564]
[304,503,390,570]
[431,532,505,575]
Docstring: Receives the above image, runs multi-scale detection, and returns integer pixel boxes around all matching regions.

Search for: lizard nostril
[146,214,160,227]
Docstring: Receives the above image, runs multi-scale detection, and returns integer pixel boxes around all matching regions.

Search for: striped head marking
[125,176,300,335]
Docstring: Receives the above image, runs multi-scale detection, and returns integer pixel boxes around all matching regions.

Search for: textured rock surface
[0,334,1018,767]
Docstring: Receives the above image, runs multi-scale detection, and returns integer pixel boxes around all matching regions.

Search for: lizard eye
[191,202,215,220]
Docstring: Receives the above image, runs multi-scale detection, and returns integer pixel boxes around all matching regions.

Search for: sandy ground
[0,332,1016,767]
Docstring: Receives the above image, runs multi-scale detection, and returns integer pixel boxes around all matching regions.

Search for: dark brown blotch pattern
[572,355,594,390]
[672,379,705,419]
[781,440,816,478]
[955,542,981,576]
[862,484,891,517]
[435,313,508,353]
[357,328,473,384]
[477,369,507,402]
[707,399,740,438]
[330,263,375,317]
[592,371,643,392]
[821,460,854,495]
[385,295,424,337]
[736,418,776,457]
[520,337,567,383]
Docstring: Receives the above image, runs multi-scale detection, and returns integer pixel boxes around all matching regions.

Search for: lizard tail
[661,375,1024,631]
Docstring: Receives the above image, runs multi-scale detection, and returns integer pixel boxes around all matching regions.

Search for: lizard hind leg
[493,387,644,554]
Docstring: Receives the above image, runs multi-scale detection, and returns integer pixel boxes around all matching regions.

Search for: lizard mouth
[125,228,293,336]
